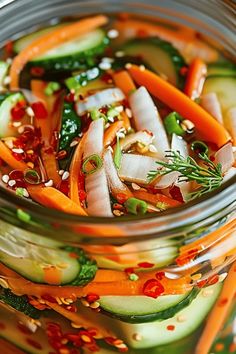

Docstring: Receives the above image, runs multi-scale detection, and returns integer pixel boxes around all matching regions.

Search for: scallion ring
[82,154,103,175]
[124,197,148,215]
[164,112,185,136]
[24,169,41,184]
[191,140,209,156]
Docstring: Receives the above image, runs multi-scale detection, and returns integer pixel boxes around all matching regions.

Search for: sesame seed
[125,108,132,118]
[107,116,114,123]
[177,315,187,323]
[132,333,142,341]
[81,299,90,307]
[17,126,25,134]
[8,179,16,187]
[107,29,119,39]
[59,170,64,176]
[26,106,35,117]
[22,188,29,198]
[12,121,22,127]
[101,57,114,63]
[3,138,14,149]
[65,298,73,304]
[99,61,112,70]
[3,76,11,85]
[55,297,63,305]
[2,174,9,184]
[116,343,127,349]
[62,171,69,180]
[113,209,124,216]
[44,179,53,187]
[191,273,202,281]
[115,105,124,113]
[165,272,180,279]
[104,123,110,129]
[78,132,83,138]
[70,139,79,147]
[115,51,125,58]
[116,132,125,139]
[90,301,100,309]
[0,278,9,289]
[125,63,132,69]
[6,58,12,64]
[131,183,140,190]
[149,144,157,153]
[71,322,82,328]
[107,146,114,153]
[139,65,146,71]
[218,272,228,282]
[12,148,24,154]
[27,162,34,169]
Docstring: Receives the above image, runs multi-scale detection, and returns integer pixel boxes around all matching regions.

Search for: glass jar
[0,1,235,354]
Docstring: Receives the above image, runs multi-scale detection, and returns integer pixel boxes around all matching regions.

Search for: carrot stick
[120,110,131,131]
[69,134,87,206]
[0,140,28,171]
[184,58,207,100]
[40,147,61,186]
[10,15,108,89]
[128,65,231,147]
[104,120,124,147]
[27,185,87,216]
[112,70,136,97]
[196,261,236,354]
[113,19,218,63]
[133,190,182,208]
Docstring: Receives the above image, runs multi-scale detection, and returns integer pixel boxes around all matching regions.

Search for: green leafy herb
[82,154,103,175]
[147,150,223,200]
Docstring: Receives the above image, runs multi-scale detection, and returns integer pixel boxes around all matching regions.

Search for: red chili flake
[99,106,109,115]
[65,92,75,103]
[210,155,215,162]
[79,189,87,202]
[124,267,136,274]
[137,29,148,38]
[105,337,117,345]
[143,279,165,298]
[0,322,6,330]
[69,252,79,259]
[5,40,13,56]
[101,72,113,84]
[169,185,184,203]
[218,298,228,307]
[176,248,199,266]
[155,271,165,280]
[30,67,45,77]
[26,338,42,350]
[116,193,129,204]
[215,343,224,352]
[41,294,57,303]
[86,293,100,303]
[113,203,124,210]
[180,66,188,76]
[9,170,24,180]
[31,102,48,119]
[65,304,77,312]
[60,180,69,196]
[57,150,67,160]
[11,102,26,121]
[12,151,26,161]
[229,343,236,353]
[197,274,219,288]
[138,262,154,269]
[166,325,175,331]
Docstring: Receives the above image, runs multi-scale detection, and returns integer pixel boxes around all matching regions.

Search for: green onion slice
[164,112,185,136]
[82,154,103,175]
[24,169,41,184]
[44,81,61,96]
[191,140,209,156]
[124,197,148,215]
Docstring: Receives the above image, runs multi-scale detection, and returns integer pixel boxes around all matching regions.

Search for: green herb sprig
[147,150,223,200]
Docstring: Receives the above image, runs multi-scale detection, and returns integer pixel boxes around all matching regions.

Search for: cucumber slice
[118,283,222,348]
[0,231,97,285]
[122,38,186,87]
[207,62,236,77]
[14,27,109,72]
[0,92,25,138]
[0,61,9,87]
[99,288,199,323]
[202,75,236,114]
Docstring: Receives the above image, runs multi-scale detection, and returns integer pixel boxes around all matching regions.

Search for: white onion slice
[223,167,236,183]
[119,153,159,184]
[129,86,170,158]
[200,92,223,124]
[76,88,125,115]
[171,133,190,201]
[103,149,131,196]
[214,142,234,174]
[225,107,236,144]
[83,118,104,159]
[83,118,113,217]
[120,130,153,151]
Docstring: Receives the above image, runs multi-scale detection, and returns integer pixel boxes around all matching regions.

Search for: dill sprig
[147,150,223,200]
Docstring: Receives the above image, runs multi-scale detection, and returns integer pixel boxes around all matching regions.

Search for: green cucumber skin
[121,38,186,88]
[0,92,25,138]
[99,288,199,324]
[59,102,82,151]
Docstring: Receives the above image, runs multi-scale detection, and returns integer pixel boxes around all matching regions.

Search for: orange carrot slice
[113,70,136,97]
[133,190,182,208]
[128,65,231,147]
[120,110,131,131]
[196,261,236,354]
[27,185,87,216]
[10,15,108,89]
[0,140,28,171]
[40,147,61,187]
[104,120,124,147]
[184,58,207,100]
